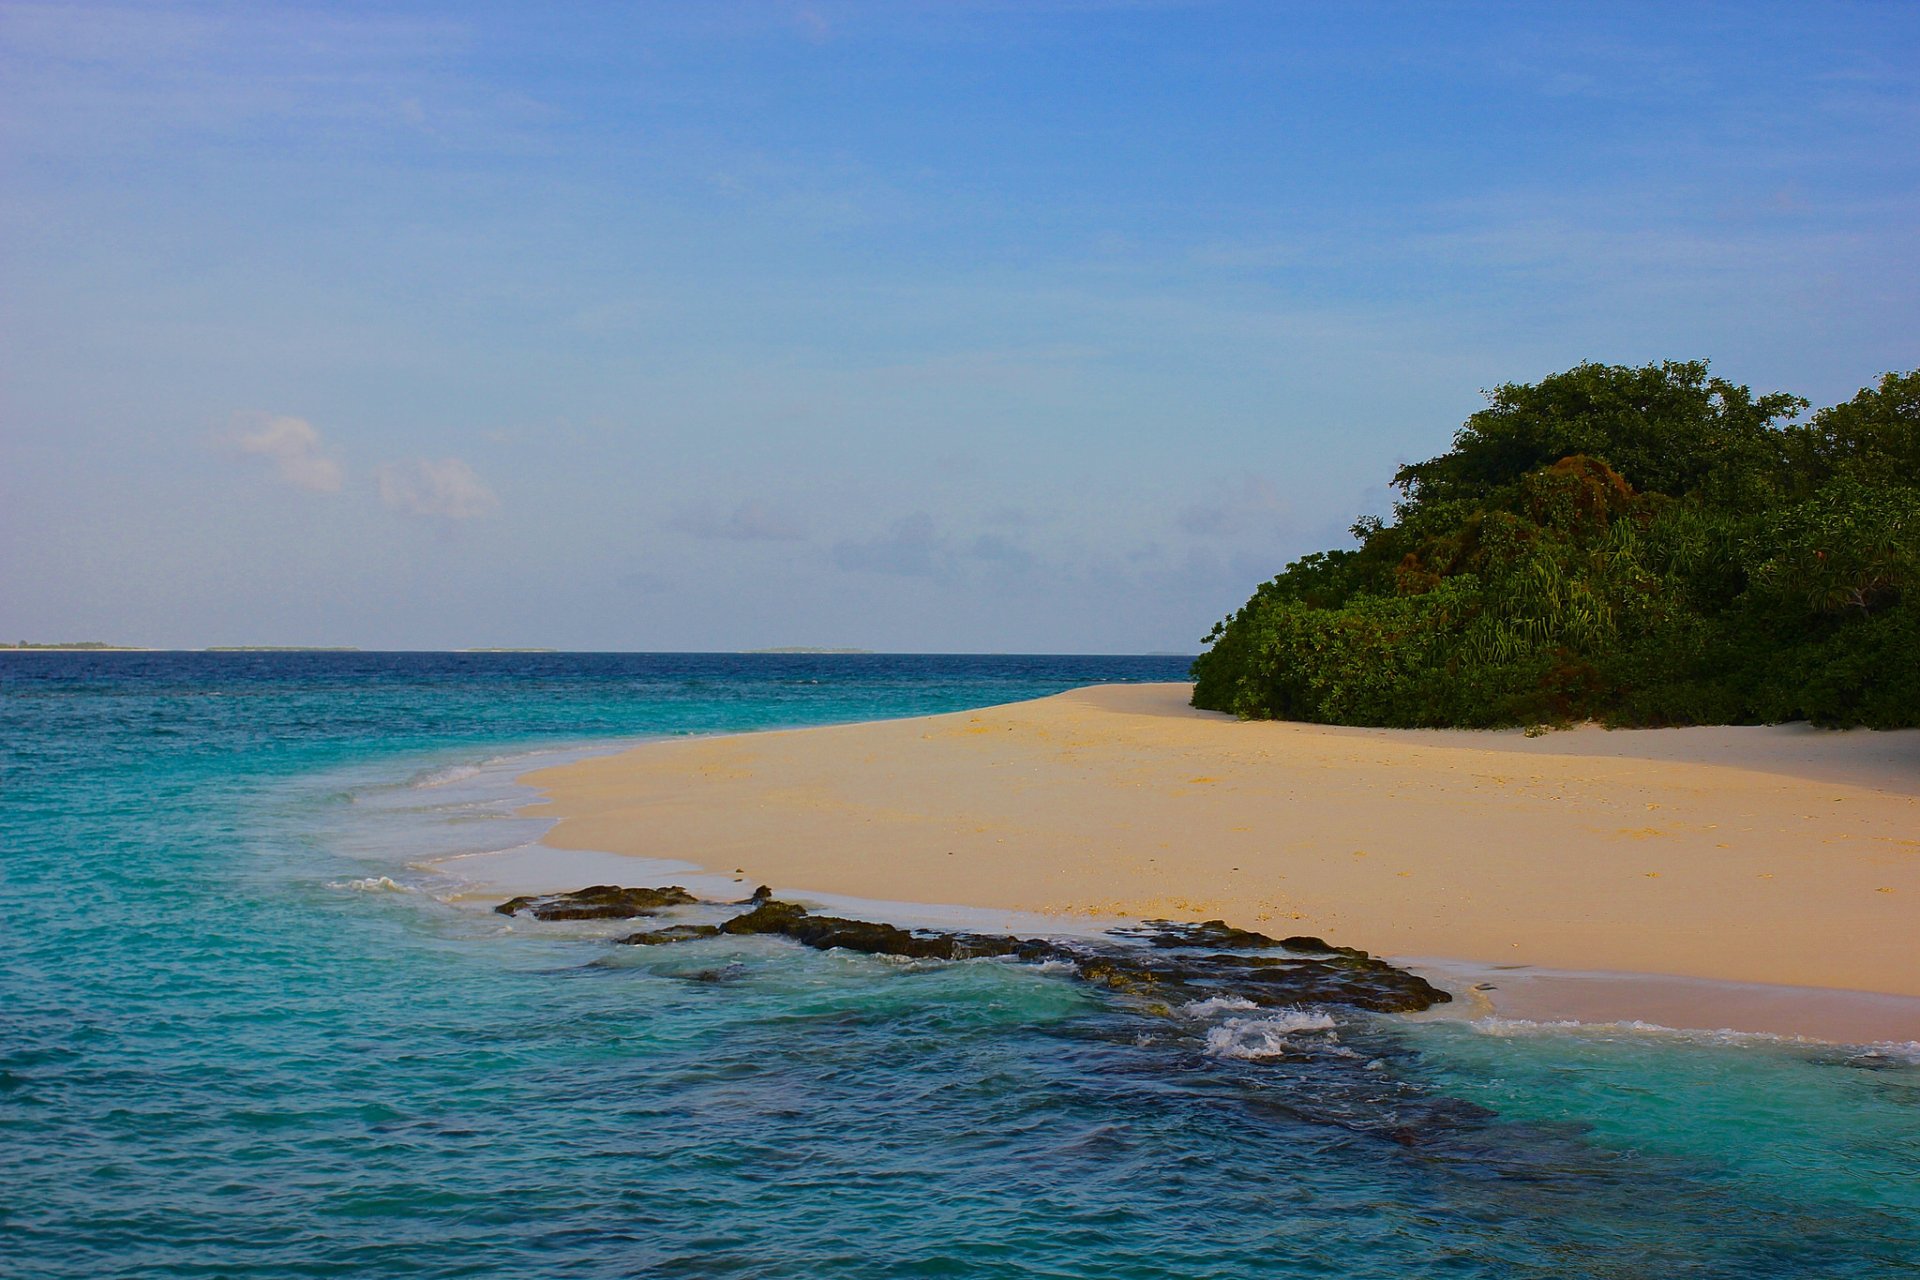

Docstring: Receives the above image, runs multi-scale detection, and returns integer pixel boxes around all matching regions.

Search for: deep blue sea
[3,652,1917,1278]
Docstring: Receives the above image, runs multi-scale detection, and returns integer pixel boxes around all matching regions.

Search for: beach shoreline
[517,682,1920,1042]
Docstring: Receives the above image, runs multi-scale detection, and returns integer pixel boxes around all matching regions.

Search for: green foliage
[1391,360,1806,511]
[1743,476,1918,616]
[1787,370,1920,489]
[1193,362,1920,729]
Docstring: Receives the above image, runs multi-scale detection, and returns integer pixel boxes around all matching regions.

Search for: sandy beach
[521,683,1920,1041]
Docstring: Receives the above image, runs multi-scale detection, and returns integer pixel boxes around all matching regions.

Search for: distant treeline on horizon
[1192,361,1920,730]
[2,641,140,650]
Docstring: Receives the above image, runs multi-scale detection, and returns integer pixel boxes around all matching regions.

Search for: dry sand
[521,683,1920,1040]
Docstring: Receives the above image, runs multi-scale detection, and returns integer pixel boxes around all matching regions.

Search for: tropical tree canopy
[1191,362,1920,729]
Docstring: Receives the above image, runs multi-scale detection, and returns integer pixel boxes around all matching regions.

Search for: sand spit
[521,683,1919,1037]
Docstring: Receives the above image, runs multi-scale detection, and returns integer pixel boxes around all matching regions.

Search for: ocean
[3,651,1916,1278]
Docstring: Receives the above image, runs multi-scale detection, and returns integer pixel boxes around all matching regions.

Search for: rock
[1276,935,1377,964]
[586,888,1450,1015]
[1119,918,1284,950]
[714,900,1055,962]
[495,884,699,921]
[617,923,723,946]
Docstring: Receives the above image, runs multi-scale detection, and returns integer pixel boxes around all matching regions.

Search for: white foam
[1203,1010,1338,1060]
[1860,1043,1920,1065]
[409,762,484,789]
[1467,1016,1920,1062]
[1180,995,1259,1017]
[329,875,414,893]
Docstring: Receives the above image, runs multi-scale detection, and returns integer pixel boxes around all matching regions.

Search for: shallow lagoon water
[4,652,1917,1277]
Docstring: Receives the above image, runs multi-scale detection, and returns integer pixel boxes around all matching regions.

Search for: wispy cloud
[1177,478,1286,538]
[232,414,344,493]
[0,3,476,155]
[792,6,831,44]
[376,457,498,519]
[832,512,945,578]
[965,532,1034,570]
[669,499,806,542]
[831,513,1038,579]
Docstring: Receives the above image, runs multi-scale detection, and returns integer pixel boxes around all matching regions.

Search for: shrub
[1192,362,1920,729]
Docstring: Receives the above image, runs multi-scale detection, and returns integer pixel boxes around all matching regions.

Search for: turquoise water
[3,652,1916,1278]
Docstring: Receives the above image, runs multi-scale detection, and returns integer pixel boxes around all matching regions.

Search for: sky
[2,0,1916,652]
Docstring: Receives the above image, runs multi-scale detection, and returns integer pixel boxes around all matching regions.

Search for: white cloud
[233,414,344,493]
[376,456,499,520]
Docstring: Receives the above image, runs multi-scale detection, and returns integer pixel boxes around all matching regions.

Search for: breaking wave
[1203,1009,1340,1060]
[328,875,415,893]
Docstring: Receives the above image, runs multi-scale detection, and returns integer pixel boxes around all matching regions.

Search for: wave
[327,876,415,894]
[1180,995,1259,1017]
[1203,1009,1339,1060]
[373,749,561,795]
[407,762,485,789]
[1468,1016,1920,1062]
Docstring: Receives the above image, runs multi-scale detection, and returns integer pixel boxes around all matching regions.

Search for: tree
[1192,363,1919,729]
[1390,360,1805,512]
[1788,370,1920,489]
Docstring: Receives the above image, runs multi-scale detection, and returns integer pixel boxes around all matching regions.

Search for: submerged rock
[592,889,1450,1015]
[617,922,724,946]
[521,886,1479,1151]
[495,884,699,921]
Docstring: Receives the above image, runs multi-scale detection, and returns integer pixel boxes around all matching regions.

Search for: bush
[1192,362,1920,729]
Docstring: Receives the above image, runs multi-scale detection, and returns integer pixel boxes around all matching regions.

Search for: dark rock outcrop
[495,884,698,921]
[591,890,1451,1015]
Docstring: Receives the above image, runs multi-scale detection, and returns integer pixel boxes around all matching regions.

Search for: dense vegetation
[1191,362,1920,729]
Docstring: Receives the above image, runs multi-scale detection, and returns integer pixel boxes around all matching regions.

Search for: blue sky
[3,1,1915,651]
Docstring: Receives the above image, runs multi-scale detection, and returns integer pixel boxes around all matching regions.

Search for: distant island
[1193,361,1918,730]
[2,641,140,650]
[742,647,875,654]
[204,646,362,652]
[459,648,559,653]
